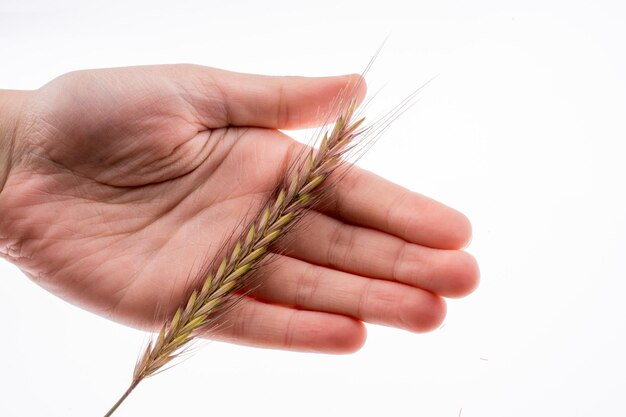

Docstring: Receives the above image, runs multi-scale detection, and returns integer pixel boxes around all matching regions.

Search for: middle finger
[277,211,479,298]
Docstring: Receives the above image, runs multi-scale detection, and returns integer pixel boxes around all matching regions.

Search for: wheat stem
[103,381,139,417]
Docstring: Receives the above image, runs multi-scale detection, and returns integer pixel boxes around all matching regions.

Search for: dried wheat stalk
[104,97,367,416]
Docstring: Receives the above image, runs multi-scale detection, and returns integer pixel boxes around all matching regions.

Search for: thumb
[180,64,367,129]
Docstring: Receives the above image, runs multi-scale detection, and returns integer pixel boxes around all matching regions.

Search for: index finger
[324,167,472,250]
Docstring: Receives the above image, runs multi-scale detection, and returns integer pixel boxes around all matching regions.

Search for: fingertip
[448,211,473,249]
[443,250,480,299]
[305,315,367,354]
[342,73,368,106]
[399,292,447,333]
[330,317,367,354]
[309,73,367,126]
[429,207,474,250]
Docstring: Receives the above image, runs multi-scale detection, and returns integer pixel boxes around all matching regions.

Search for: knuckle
[294,263,322,308]
[326,223,355,269]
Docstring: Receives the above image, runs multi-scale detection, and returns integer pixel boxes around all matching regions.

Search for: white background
[1,1,625,416]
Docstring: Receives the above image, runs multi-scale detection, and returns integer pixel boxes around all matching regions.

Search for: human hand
[0,65,478,353]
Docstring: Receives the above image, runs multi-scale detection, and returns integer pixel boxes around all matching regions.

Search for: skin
[0,64,478,353]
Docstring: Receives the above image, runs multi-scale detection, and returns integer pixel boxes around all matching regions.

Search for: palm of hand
[0,65,478,352]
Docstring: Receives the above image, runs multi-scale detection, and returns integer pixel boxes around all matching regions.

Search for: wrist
[0,90,30,195]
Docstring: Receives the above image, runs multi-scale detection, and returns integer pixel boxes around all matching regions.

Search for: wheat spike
[103,98,366,416]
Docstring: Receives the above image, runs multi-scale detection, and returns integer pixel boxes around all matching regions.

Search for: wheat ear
[103,99,365,416]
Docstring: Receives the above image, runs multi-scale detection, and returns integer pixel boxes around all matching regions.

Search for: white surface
[1,1,625,416]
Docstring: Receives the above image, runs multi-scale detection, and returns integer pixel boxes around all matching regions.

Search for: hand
[0,65,478,353]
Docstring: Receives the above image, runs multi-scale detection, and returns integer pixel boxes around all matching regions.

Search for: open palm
[0,65,478,353]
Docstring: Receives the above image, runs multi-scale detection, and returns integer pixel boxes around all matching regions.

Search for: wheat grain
[103,97,366,416]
